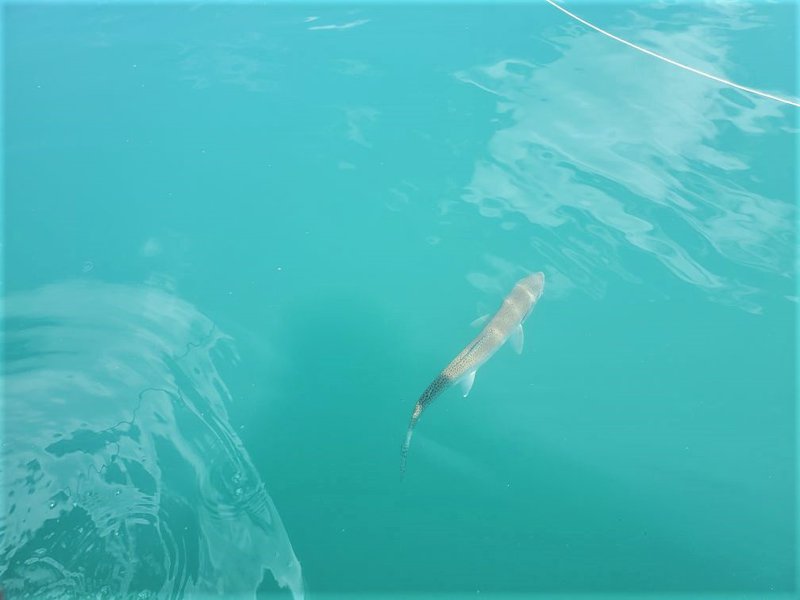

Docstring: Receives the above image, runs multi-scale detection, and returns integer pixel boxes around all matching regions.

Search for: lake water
[1,1,797,598]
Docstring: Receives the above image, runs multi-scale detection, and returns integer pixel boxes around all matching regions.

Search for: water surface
[2,2,796,598]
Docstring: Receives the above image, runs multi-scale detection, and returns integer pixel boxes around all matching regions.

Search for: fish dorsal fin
[460,370,476,397]
[510,324,524,354]
[470,314,490,328]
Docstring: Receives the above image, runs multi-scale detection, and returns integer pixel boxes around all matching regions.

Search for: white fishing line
[544,0,800,108]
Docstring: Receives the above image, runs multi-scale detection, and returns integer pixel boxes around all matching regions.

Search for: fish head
[518,271,545,303]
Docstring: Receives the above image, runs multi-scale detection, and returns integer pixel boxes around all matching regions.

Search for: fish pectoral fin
[470,314,490,328]
[510,324,524,354]
[460,370,477,397]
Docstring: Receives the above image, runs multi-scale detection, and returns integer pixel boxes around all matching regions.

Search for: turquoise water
[1,1,797,598]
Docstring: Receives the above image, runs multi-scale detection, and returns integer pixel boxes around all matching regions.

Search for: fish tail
[400,425,414,477]
[400,402,421,477]
[400,374,449,476]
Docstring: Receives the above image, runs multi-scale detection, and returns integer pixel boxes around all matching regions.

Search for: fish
[401,272,545,474]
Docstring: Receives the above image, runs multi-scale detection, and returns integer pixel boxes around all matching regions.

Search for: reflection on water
[0,281,303,599]
[457,3,794,311]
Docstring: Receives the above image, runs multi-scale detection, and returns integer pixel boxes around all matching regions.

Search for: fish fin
[470,314,490,328]
[460,370,477,397]
[510,324,524,354]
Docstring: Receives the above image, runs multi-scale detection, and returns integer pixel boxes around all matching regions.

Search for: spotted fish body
[401,272,545,474]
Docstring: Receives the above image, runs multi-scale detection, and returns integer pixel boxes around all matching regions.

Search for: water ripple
[1,280,304,599]
[456,3,795,312]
